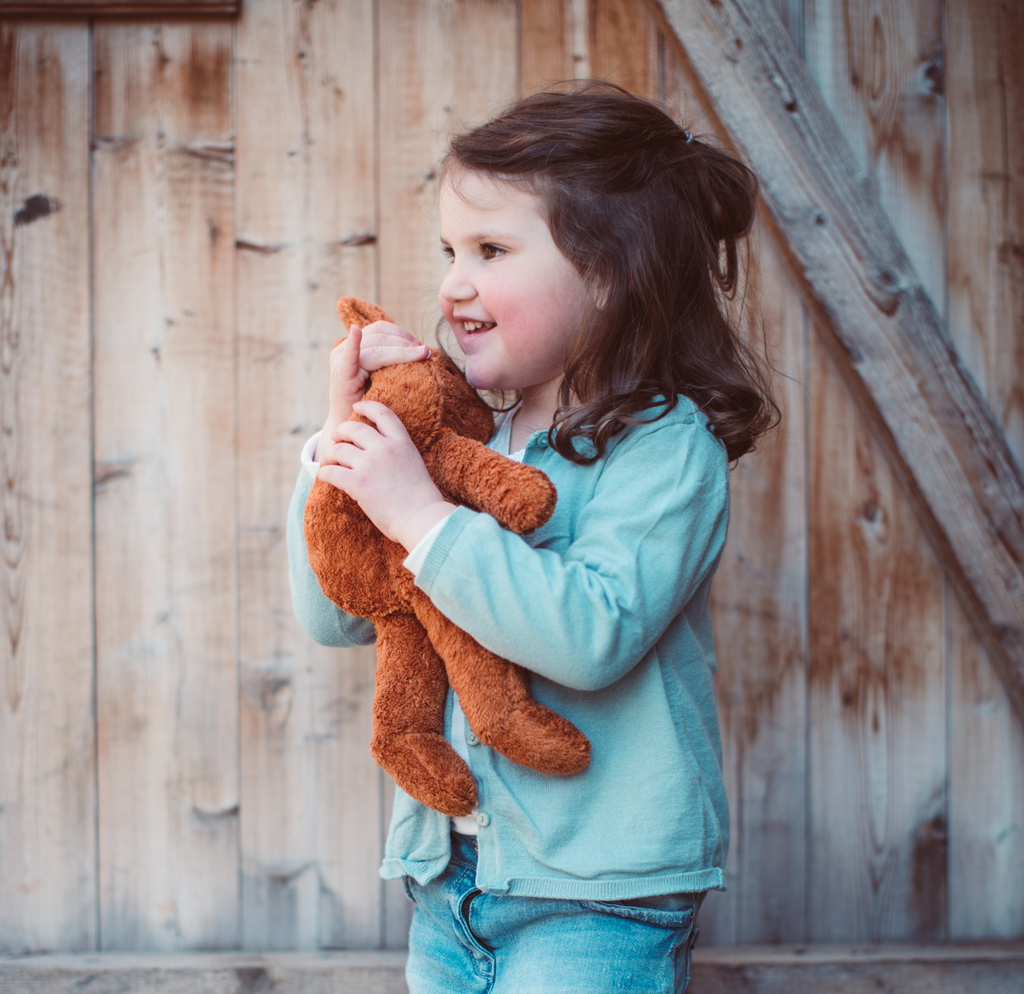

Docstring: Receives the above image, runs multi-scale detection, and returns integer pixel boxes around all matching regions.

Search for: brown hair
[443,82,778,463]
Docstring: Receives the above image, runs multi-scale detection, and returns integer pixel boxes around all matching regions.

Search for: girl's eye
[441,245,454,260]
[481,244,505,260]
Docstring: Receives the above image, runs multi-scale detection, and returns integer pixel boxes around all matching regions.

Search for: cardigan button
[466,730,480,746]
[476,811,491,828]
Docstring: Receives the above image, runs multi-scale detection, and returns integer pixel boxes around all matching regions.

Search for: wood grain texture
[661,19,810,947]
[946,0,1024,475]
[0,0,238,12]
[5,945,1024,994]
[660,34,738,946]
[707,236,809,945]
[808,330,947,942]
[690,943,1024,994]
[0,951,408,994]
[803,0,945,309]
[948,596,1024,939]
[945,0,1024,941]
[520,0,573,95]
[655,0,1024,730]
[522,0,661,98]
[768,0,804,57]
[92,22,239,950]
[0,21,96,954]
[590,0,659,99]
[234,0,385,951]
[802,0,948,944]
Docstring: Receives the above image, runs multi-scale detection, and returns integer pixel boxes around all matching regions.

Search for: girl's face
[438,170,590,396]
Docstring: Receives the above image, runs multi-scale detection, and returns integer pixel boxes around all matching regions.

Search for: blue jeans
[404,832,703,993]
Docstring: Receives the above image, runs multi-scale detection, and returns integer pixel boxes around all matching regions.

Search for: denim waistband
[448,830,479,871]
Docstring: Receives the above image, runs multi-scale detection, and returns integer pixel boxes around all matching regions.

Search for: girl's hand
[317,400,455,550]
[317,322,430,462]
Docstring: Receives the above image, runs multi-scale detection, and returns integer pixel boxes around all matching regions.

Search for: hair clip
[683,131,694,144]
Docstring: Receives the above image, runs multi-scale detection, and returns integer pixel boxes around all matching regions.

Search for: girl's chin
[463,365,501,391]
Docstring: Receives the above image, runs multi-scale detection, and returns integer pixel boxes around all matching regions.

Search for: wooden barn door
[1,0,1022,954]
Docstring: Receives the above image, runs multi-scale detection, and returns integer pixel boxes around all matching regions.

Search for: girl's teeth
[464,321,493,332]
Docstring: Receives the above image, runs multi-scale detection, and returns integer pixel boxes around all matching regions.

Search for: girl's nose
[439,262,475,303]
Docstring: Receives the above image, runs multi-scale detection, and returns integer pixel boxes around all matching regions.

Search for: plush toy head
[302,298,590,816]
[337,298,496,450]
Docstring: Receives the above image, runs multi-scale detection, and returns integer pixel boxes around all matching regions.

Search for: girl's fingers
[329,326,364,383]
[361,320,421,345]
[335,324,362,357]
[316,463,349,489]
[357,320,430,371]
[331,420,380,447]
[360,330,420,347]
[351,400,410,438]
[359,342,430,372]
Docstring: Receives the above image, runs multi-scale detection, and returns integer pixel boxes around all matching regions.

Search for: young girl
[288,83,775,993]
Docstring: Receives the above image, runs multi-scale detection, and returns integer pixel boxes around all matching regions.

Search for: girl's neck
[510,376,566,451]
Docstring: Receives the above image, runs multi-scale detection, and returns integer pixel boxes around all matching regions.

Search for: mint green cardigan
[287,399,730,900]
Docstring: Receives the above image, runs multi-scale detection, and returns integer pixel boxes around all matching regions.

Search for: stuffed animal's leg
[371,613,478,816]
[414,598,591,776]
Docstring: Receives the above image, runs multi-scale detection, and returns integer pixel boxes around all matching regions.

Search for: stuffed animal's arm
[287,470,377,647]
[425,430,556,534]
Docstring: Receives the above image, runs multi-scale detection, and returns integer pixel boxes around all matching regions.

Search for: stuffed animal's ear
[335,298,393,344]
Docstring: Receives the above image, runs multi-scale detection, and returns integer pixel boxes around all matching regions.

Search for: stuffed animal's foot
[477,701,591,776]
[373,732,478,816]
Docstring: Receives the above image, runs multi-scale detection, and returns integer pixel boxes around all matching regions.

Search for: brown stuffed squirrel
[304,298,590,816]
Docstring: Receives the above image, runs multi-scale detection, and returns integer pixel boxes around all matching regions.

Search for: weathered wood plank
[520,0,573,95]
[92,22,239,949]
[661,26,809,947]
[808,332,947,942]
[802,0,945,311]
[4,945,1024,994]
[945,0,1024,941]
[0,952,408,994]
[803,0,948,944]
[0,21,95,954]
[948,597,1024,939]
[234,0,384,951]
[690,943,1024,994]
[0,0,238,13]
[655,0,1024,727]
[661,31,739,946]
[945,0,1024,483]
[767,0,803,57]
[590,0,659,100]
[708,236,809,945]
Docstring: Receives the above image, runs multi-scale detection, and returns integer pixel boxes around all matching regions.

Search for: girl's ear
[583,262,609,311]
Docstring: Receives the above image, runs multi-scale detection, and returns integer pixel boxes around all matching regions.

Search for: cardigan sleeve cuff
[414,506,476,590]
[402,514,452,577]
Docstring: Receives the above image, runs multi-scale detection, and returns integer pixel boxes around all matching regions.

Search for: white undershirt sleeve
[402,515,451,577]
[301,430,321,479]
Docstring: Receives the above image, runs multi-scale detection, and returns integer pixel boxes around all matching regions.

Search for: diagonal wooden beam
[656,0,1024,724]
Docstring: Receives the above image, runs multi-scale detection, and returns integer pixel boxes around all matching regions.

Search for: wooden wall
[0,0,1021,954]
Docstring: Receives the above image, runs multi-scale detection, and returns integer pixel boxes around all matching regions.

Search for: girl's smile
[438,170,590,407]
